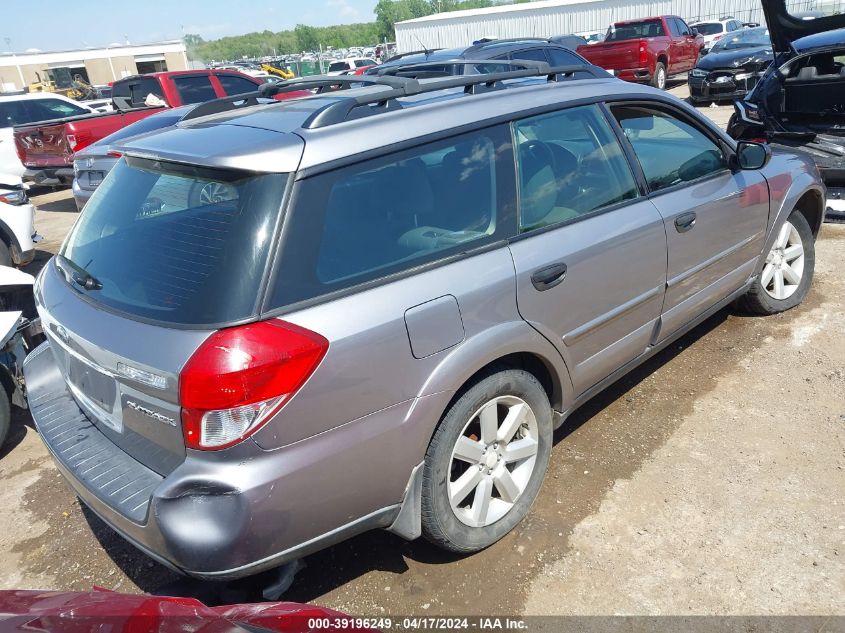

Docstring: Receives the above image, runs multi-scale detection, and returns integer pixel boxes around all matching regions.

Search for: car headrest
[797,66,818,80]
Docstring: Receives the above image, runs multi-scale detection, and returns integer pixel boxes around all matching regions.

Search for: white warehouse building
[394,0,833,52]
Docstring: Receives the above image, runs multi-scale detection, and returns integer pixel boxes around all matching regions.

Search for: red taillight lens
[107,151,122,158]
[179,320,329,450]
[639,44,648,66]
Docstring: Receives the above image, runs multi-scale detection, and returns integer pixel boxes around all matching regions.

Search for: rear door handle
[531,262,567,291]
[675,212,697,233]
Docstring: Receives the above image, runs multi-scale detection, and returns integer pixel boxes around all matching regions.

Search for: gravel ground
[1,83,842,616]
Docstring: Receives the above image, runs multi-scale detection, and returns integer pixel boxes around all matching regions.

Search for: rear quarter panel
[252,247,572,455]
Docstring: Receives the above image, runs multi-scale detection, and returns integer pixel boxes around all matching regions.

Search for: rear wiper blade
[57,254,103,291]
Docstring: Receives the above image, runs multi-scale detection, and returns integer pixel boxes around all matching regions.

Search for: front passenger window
[611,105,728,192]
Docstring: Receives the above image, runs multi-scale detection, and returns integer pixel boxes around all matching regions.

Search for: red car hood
[0,590,375,632]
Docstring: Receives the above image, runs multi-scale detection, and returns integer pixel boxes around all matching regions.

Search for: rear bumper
[688,74,762,103]
[613,67,653,83]
[71,179,94,212]
[23,168,74,187]
[24,341,418,579]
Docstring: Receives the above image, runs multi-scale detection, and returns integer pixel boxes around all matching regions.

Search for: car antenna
[414,34,433,57]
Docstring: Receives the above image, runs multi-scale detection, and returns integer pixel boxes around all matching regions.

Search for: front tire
[0,391,10,449]
[736,210,815,315]
[421,368,552,553]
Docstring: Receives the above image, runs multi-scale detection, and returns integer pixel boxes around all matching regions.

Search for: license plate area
[87,171,104,187]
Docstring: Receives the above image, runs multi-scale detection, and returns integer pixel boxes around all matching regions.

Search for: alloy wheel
[447,395,539,528]
[762,220,805,301]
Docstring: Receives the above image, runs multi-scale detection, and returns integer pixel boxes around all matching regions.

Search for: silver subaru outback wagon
[24,63,825,580]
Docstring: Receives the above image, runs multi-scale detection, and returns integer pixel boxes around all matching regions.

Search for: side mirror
[690,28,699,36]
[735,141,771,170]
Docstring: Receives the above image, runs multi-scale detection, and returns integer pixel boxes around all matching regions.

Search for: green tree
[294,24,320,52]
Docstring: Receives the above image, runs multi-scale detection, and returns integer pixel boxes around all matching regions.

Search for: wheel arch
[416,320,572,417]
[793,188,824,238]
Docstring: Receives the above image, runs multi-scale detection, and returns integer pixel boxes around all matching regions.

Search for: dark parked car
[727,0,845,222]
[688,27,774,104]
[369,38,596,77]
[550,34,589,50]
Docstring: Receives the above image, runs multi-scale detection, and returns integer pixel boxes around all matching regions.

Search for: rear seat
[784,64,845,113]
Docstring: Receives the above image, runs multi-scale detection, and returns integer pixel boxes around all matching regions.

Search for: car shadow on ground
[0,407,35,460]
[78,308,730,606]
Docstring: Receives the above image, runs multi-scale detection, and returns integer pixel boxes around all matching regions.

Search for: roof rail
[303,62,609,129]
[375,58,562,78]
[180,74,420,122]
[182,62,609,128]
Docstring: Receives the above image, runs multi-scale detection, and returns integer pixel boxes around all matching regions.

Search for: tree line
[186,0,526,61]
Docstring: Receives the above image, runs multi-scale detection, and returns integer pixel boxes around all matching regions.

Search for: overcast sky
[4,0,381,52]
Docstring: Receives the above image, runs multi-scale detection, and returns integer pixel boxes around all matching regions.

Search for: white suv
[326,57,378,75]
[691,18,746,52]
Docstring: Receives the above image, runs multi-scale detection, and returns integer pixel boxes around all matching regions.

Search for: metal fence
[395,0,845,52]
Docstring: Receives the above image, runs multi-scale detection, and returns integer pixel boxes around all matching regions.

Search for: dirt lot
[0,84,843,616]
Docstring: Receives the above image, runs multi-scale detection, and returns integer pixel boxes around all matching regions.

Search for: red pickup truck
[577,16,704,90]
[14,70,304,185]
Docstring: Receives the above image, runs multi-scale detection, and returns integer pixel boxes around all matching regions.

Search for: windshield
[711,28,771,51]
[605,20,665,41]
[694,23,725,36]
[60,157,286,326]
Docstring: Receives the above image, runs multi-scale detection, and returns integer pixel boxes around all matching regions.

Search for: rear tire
[0,391,10,449]
[421,368,552,553]
[736,210,815,315]
[651,62,667,90]
[0,242,11,268]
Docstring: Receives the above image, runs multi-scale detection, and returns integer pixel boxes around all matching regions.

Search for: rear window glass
[269,126,516,309]
[173,76,218,104]
[328,61,351,72]
[60,158,286,326]
[694,22,724,35]
[606,20,666,41]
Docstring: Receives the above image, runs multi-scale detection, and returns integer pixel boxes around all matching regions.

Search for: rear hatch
[73,150,120,191]
[38,149,292,475]
[761,0,845,53]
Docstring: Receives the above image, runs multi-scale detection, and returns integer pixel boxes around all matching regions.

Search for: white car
[0,92,95,181]
[690,18,747,52]
[0,173,39,267]
[576,29,606,44]
[326,57,378,75]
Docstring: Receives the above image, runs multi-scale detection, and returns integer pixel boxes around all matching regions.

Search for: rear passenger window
[217,74,259,96]
[611,105,728,192]
[512,104,639,232]
[269,126,517,308]
[547,48,583,67]
[510,49,549,63]
[173,76,217,104]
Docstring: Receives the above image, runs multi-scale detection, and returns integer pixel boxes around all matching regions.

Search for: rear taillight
[639,43,648,66]
[107,151,122,158]
[179,320,329,450]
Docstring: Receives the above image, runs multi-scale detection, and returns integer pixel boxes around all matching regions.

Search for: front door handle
[675,212,697,233]
[531,262,567,291]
